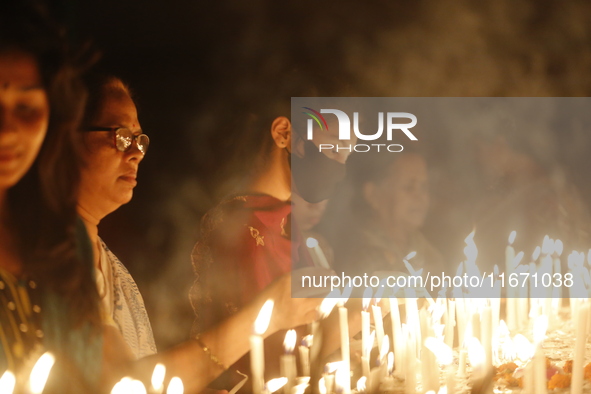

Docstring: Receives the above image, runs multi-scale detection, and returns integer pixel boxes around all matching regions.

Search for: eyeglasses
[85,127,150,155]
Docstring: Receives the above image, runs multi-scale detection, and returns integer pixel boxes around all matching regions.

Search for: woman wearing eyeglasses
[77,75,155,360]
[75,73,328,392]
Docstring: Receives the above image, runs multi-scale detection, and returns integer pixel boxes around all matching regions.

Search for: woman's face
[79,88,144,219]
[368,153,430,231]
[0,51,49,192]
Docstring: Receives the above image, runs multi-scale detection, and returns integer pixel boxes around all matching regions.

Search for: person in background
[328,148,445,278]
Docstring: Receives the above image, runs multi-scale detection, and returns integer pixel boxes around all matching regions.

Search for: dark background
[51,0,591,349]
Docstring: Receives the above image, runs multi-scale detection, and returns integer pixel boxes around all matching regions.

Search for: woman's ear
[271,116,292,149]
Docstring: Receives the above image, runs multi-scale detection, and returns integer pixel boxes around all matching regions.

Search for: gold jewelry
[195,334,228,370]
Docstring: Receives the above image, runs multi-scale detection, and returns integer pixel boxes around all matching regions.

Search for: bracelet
[195,334,228,371]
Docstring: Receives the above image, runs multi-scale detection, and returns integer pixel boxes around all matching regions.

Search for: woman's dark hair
[80,73,133,130]
[1,1,101,329]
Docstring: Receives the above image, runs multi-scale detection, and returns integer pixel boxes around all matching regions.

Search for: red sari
[191,194,312,389]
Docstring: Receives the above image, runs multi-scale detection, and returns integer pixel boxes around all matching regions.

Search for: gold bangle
[195,334,228,371]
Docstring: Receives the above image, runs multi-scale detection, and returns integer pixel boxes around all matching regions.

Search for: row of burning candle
[0,353,185,393]
[246,230,591,394]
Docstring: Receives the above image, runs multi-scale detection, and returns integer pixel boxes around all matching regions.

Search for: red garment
[192,194,312,331]
[191,194,313,391]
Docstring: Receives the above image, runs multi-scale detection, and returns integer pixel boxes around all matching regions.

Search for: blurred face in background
[0,51,49,193]
[365,153,429,232]
[292,192,328,231]
[78,85,145,219]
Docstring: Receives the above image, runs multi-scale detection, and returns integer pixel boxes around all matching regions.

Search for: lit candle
[264,378,287,394]
[572,301,589,394]
[250,300,274,394]
[281,330,297,394]
[405,329,417,394]
[29,352,55,394]
[457,349,467,378]
[552,240,563,317]
[371,302,385,354]
[306,237,331,269]
[298,335,312,377]
[166,377,183,394]
[532,315,548,394]
[361,287,372,364]
[505,231,517,331]
[388,297,404,376]
[337,287,352,394]
[481,304,492,376]
[361,330,375,380]
[444,298,455,348]
[425,337,454,394]
[151,363,166,394]
[0,371,15,394]
[356,377,366,394]
[111,378,147,394]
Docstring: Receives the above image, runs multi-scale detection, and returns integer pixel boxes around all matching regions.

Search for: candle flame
[438,387,448,394]
[318,377,327,394]
[542,235,553,255]
[0,371,15,394]
[533,315,548,344]
[466,337,485,367]
[493,264,499,276]
[362,287,373,310]
[532,246,541,261]
[254,300,274,335]
[301,334,313,347]
[334,363,349,391]
[167,377,184,394]
[508,231,517,245]
[265,378,287,393]
[111,378,147,394]
[306,237,319,248]
[151,363,166,391]
[555,239,564,256]
[379,335,390,360]
[463,231,478,264]
[425,337,453,365]
[365,330,376,357]
[324,361,344,374]
[284,329,297,353]
[356,376,367,392]
[29,352,55,394]
[339,285,353,305]
[319,290,340,319]
[498,320,509,336]
[513,251,524,268]
[513,334,534,362]
[292,383,309,394]
[387,352,394,374]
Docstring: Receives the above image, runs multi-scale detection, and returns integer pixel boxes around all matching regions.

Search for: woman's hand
[257,267,334,335]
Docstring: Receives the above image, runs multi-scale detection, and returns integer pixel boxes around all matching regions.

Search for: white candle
[481,305,492,375]
[337,305,350,394]
[572,301,589,394]
[388,297,403,375]
[361,288,372,361]
[371,304,385,353]
[457,349,467,378]
[444,299,455,349]
[281,330,297,394]
[250,300,274,394]
[306,237,331,269]
[298,336,311,377]
[405,330,416,394]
